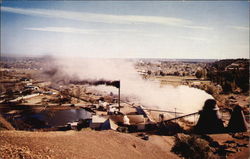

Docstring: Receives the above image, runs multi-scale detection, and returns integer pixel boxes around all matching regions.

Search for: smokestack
[69,79,120,88]
[69,79,121,110]
[110,80,120,88]
[118,80,120,111]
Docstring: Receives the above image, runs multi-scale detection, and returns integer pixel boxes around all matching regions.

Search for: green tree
[195,69,203,79]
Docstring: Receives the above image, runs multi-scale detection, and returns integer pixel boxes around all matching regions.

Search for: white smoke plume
[51,57,213,114]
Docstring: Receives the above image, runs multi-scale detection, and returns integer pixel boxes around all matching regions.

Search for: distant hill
[207,59,249,93]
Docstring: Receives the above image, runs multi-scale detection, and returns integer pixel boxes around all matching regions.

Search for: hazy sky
[1,1,249,59]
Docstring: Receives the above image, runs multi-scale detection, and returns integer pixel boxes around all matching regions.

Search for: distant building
[225,63,240,71]
[90,115,118,130]
[90,115,108,130]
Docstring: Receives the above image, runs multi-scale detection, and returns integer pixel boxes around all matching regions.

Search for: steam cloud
[45,57,213,115]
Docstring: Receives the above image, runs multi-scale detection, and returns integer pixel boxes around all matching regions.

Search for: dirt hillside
[0,130,179,159]
[0,115,15,130]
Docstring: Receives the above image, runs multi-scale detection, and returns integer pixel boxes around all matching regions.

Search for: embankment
[0,115,14,130]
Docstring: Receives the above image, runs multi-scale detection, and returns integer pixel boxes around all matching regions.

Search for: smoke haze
[47,57,213,114]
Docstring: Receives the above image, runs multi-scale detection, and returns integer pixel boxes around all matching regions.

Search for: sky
[1,1,249,59]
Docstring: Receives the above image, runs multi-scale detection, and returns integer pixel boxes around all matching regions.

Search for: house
[127,115,145,124]
[67,122,78,130]
[20,77,30,82]
[43,91,56,95]
[109,115,124,124]
[90,115,116,130]
[225,63,240,71]
[127,115,146,131]
[101,119,118,130]
[90,115,108,129]
[24,85,39,91]
[107,105,119,115]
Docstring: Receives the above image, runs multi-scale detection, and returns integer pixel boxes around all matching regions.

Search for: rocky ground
[209,133,249,159]
[0,130,179,159]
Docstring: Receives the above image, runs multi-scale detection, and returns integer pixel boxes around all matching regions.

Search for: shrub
[195,70,203,79]
[205,84,218,95]
[171,134,215,159]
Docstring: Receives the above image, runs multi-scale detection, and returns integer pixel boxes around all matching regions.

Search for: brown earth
[0,115,15,130]
[209,133,249,159]
[0,130,179,159]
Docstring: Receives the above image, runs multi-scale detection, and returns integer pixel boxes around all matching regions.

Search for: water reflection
[1,107,92,130]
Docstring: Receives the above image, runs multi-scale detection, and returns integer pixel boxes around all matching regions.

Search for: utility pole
[118,80,120,112]
[174,108,176,123]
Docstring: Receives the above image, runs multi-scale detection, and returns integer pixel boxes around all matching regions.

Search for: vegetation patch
[171,134,216,159]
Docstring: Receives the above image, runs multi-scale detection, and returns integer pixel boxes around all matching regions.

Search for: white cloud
[2,6,211,30]
[183,25,213,30]
[25,27,139,34]
[230,26,249,31]
[25,27,165,39]
[25,27,97,34]
[180,36,208,41]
